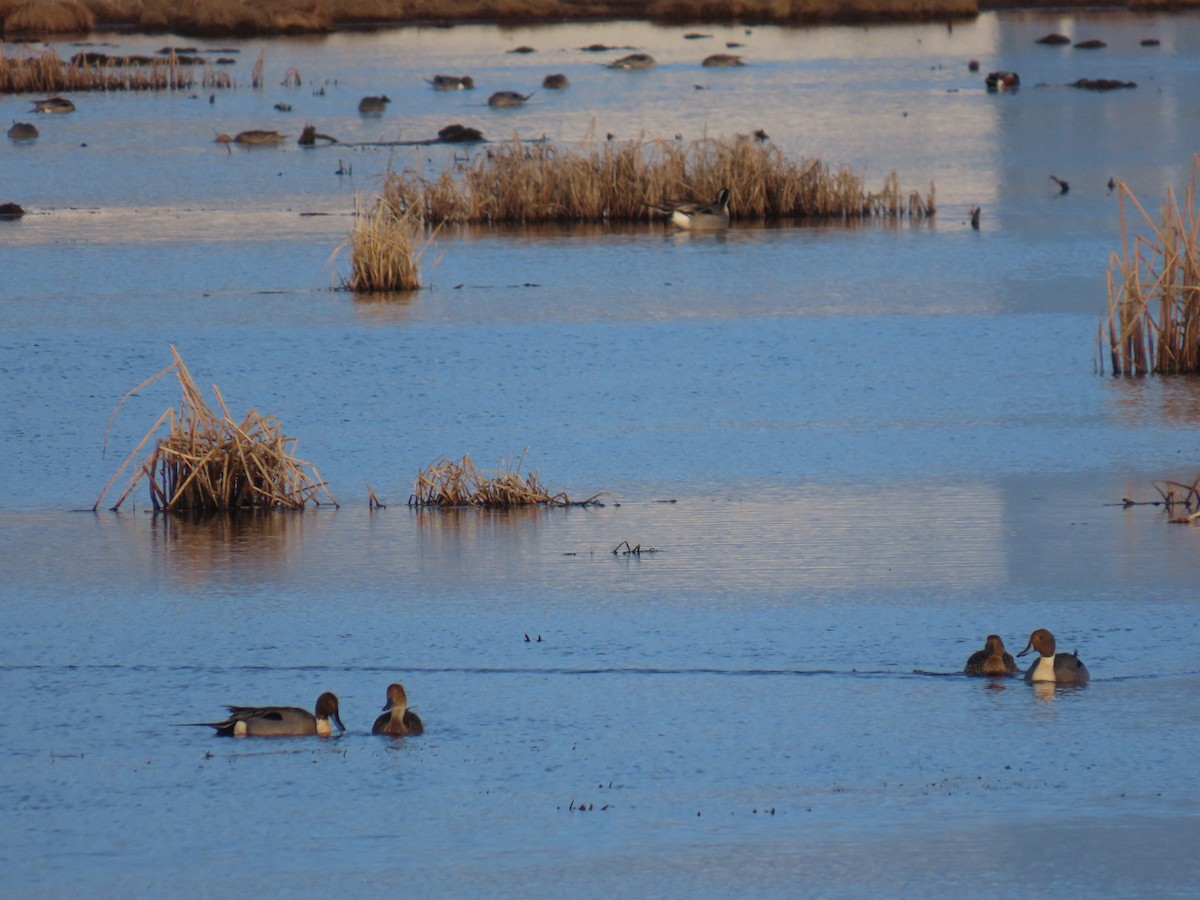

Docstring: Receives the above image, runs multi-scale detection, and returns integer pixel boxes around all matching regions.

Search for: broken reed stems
[94,345,338,512]
[335,194,438,292]
[409,451,604,508]
[382,133,936,225]
[0,47,238,92]
[1102,154,1200,375]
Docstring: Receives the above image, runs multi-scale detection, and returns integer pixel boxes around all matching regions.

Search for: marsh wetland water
[4,10,1200,897]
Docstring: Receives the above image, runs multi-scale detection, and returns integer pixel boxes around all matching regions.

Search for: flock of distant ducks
[178,627,1088,739]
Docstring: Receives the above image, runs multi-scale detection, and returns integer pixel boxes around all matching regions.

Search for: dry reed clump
[382,134,935,225]
[1100,154,1200,376]
[0,48,202,93]
[0,0,94,37]
[334,194,437,292]
[94,346,338,512]
[410,451,604,508]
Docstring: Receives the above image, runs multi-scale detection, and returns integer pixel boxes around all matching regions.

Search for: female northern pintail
[1016,629,1089,684]
[191,691,346,736]
[358,95,390,114]
[487,91,532,108]
[963,634,1018,676]
[372,682,425,736]
[8,121,39,140]
[647,188,731,231]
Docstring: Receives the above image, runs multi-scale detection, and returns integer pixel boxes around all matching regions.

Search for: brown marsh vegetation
[94,346,338,512]
[1,1,986,39]
[410,450,603,508]
[1101,155,1200,376]
[382,134,935,225]
[335,195,437,292]
[0,47,232,93]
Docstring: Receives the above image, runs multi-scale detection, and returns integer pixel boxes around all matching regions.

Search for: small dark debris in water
[753,129,768,141]
[578,43,635,52]
[1035,33,1071,46]
[508,45,535,54]
[1074,39,1107,49]
[726,42,744,48]
[613,540,656,556]
[274,102,292,111]
[1140,38,1160,47]
[1071,78,1136,91]
[1108,177,1116,191]
[204,751,213,759]
[683,33,712,40]
[694,84,706,90]
[0,202,26,219]
[298,124,338,145]
[1050,175,1069,194]
[525,633,530,642]
[653,498,677,503]
[209,93,215,104]
[967,59,979,72]
[970,206,980,230]
[335,160,351,176]
[437,123,484,142]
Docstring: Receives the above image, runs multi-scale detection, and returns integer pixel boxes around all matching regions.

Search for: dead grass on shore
[410,450,604,508]
[1101,155,1200,376]
[0,47,234,92]
[383,133,934,226]
[94,346,338,512]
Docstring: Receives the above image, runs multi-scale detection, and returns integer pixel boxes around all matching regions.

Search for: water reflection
[147,510,311,587]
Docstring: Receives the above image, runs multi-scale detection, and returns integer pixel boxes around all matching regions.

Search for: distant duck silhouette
[488,90,532,108]
[1017,629,1090,684]
[428,74,475,91]
[964,634,1018,676]
[647,188,731,231]
[542,73,570,89]
[372,683,424,736]
[7,121,38,140]
[1050,175,1069,194]
[215,130,288,145]
[607,53,657,69]
[358,95,390,114]
[985,71,1019,92]
[970,206,980,229]
[702,53,744,67]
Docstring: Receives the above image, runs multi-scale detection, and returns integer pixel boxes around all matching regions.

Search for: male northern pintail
[31,96,75,113]
[191,691,346,736]
[428,74,475,90]
[647,188,731,231]
[607,53,657,69]
[1016,629,1089,684]
[963,634,1018,676]
[372,682,425,736]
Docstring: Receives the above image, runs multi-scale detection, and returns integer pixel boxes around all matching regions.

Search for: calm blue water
[3,11,1200,897]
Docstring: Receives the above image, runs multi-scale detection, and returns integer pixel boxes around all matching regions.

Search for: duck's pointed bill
[1016,641,1034,657]
[333,712,347,732]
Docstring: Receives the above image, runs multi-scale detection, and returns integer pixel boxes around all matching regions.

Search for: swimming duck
[702,53,745,67]
[1016,629,1089,684]
[488,91,532,108]
[31,96,75,114]
[7,121,38,140]
[193,691,346,736]
[542,73,569,89]
[358,95,390,113]
[428,75,475,91]
[647,188,731,231]
[985,71,1020,92]
[963,634,1018,676]
[607,53,657,70]
[214,130,289,145]
[372,683,425,736]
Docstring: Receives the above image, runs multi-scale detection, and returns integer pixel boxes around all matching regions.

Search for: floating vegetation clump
[334,194,437,292]
[94,346,338,512]
[410,451,603,508]
[382,133,935,226]
[1101,155,1200,376]
[0,47,207,93]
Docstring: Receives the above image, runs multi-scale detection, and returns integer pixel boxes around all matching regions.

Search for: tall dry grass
[1101,155,1200,376]
[94,346,338,512]
[0,48,207,93]
[335,195,437,292]
[410,450,604,508]
[383,133,934,225]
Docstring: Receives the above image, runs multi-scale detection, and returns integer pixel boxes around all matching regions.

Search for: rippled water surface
[4,10,1200,897]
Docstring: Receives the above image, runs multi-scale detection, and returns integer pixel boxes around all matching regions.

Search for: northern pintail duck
[8,121,38,140]
[702,53,745,67]
[214,130,289,145]
[31,96,75,113]
[647,188,731,231]
[607,53,656,70]
[193,691,346,736]
[428,75,475,91]
[963,634,1018,676]
[1017,629,1089,684]
[358,94,390,113]
[488,91,532,108]
[542,73,570,89]
[372,683,425,736]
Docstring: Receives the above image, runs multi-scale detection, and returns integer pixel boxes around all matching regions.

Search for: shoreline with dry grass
[4,1,1194,41]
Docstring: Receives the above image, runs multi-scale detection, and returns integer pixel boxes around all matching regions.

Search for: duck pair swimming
[964,629,1089,683]
[187,683,422,736]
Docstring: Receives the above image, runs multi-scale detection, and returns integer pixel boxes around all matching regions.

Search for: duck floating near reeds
[542,73,569,89]
[7,121,39,140]
[31,96,75,113]
[215,130,289,145]
[964,634,1018,676]
[372,683,425,736]
[358,94,390,114]
[607,53,657,69]
[188,692,346,737]
[702,53,745,67]
[1016,629,1090,684]
[647,188,731,231]
[428,74,475,91]
[488,90,532,108]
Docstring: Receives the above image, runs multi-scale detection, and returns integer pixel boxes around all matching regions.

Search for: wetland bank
[3,8,1200,897]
